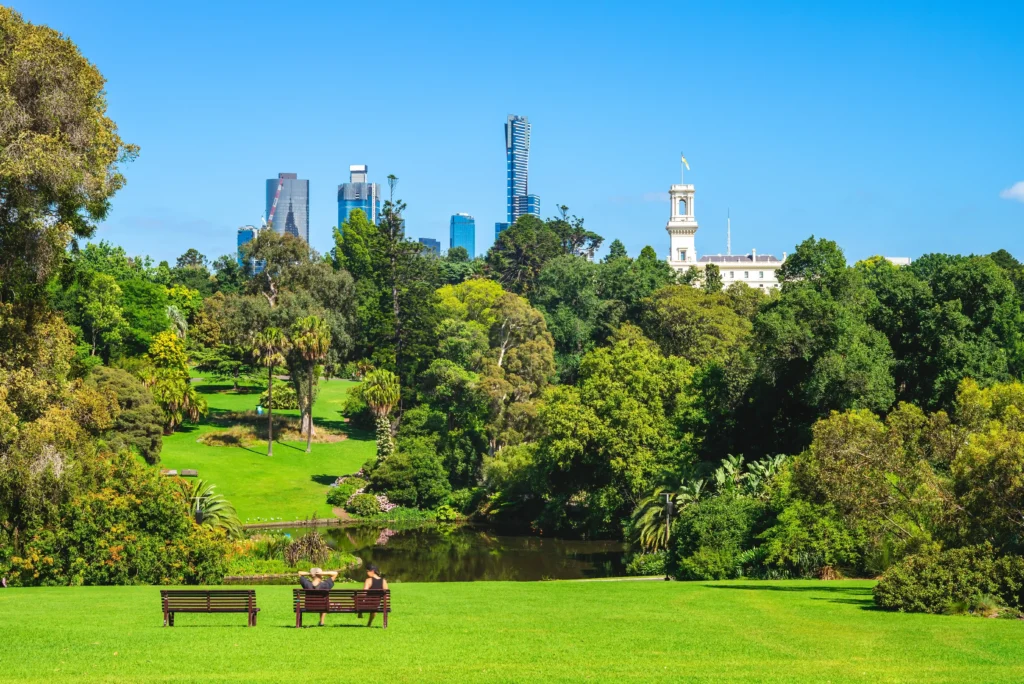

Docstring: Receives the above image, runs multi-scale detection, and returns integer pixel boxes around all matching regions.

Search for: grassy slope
[159,378,374,522]
[2,580,1023,683]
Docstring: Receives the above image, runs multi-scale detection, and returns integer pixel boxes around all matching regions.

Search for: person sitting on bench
[363,564,389,627]
[297,567,337,626]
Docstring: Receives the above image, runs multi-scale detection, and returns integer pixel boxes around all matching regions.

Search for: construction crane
[266,176,285,228]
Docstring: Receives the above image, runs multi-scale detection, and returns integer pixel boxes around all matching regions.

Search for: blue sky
[17,0,1024,264]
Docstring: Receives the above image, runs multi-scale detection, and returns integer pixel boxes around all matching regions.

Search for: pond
[270,525,627,582]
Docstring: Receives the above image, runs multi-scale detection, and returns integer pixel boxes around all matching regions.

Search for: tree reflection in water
[273,525,626,582]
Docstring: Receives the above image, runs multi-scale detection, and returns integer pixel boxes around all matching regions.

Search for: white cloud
[1000,181,1024,203]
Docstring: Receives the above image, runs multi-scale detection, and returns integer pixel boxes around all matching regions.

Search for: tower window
[679,199,687,215]
[729,271,734,278]
[744,271,749,279]
[759,271,764,279]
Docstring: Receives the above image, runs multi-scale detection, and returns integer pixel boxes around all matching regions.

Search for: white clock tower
[666,181,697,269]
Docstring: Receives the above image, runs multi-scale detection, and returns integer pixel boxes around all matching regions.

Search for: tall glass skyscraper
[449,213,476,258]
[265,173,309,242]
[505,115,540,224]
[237,225,256,267]
[338,164,381,229]
[418,237,440,255]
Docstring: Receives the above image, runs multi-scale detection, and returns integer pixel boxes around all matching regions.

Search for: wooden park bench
[161,589,260,627]
[292,589,391,628]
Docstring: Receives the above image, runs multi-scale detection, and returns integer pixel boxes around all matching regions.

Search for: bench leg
[163,611,168,627]
[295,610,302,628]
[383,609,388,629]
[169,613,174,627]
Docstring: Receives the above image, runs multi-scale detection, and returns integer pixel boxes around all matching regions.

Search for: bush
[447,487,485,515]
[345,493,381,518]
[873,545,998,613]
[757,500,862,578]
[326,484,357,507]
[369,437,451,509]
[340,385,374,431]
[667,493,764,581]
[87,366,164,464]
[995,555,1024,608]
[434,504,458,522]
[626,551,666,576]
[259,382,298,410]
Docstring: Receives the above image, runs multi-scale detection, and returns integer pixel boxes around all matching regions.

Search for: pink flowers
[376,495,397,512]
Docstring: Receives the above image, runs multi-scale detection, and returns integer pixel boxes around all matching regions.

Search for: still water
[274,525,626,582]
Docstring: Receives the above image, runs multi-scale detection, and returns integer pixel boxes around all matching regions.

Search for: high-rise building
[338,164,381,228]
[505,115,540,224]
[265,173,309,242]
[418,237,441,255]
[450,213,476,258]
[494,222,510,241]
[237,225,257,267]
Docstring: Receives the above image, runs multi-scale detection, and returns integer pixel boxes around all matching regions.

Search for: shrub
[995,555,1024,608]
[626,551,666,576]
[326,484,357,506]
[284,529,330,567]
[340,384,374,431]
[667,493,764,581]
[757,500,862,578]
[435,504,458,522]
[447,487,485,515]
[873,545,998,613]
[369,438,451,509]
[259,382,298,409]
[346,493,381,518]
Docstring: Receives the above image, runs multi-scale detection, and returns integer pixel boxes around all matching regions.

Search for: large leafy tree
[533,255,607,382]
[485,215,562,296]
[749,237,894,455]
[0,8,137,318]
[640,285,751,368]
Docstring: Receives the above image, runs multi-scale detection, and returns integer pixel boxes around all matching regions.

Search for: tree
[485,215,562,295]
[87,366,163,464]
[146,330,207,434]
[640,285,751,367]
[533,255,606,382]
[363,369,401,461]
[548,205,603,258]
[291,315,331,452]
[175,248,208,271]
[604,239,628,262]
[702,264,723,294]
[211,255,247,294]
[0,7,137,317]
[79,273,127,357]
[252,327,290,456]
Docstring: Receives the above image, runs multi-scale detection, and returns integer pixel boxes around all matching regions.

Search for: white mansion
[665,180,784,289]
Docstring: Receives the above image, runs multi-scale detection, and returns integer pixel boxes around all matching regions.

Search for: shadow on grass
[311,474,339,485]
[703,583,882,610]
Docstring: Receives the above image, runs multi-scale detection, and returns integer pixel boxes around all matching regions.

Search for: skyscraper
[450,213,476,258]
[265,173,309,242]
[418,237,441,255]
[338,164,381,228]
[237,225,257,267]
[505,115,540,224]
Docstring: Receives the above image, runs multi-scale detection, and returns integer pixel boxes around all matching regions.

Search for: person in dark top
[362,564,389,627]
[298,567,337,626]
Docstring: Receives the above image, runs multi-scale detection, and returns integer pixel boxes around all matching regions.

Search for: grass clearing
[2,580,1024,682]
[159,378,374,522]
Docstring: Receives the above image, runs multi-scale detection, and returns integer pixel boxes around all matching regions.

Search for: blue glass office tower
[237,225,256,267]
[418,237,441,255]
[265,173,309,242]
[450,214,476,258]
[505,115,540,224]
[338,165,381,229]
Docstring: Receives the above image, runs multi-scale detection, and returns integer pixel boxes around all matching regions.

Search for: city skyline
[449,213,476,259]
[26,1,1023,265]
[264,173,309,243]
[338,164,380,228]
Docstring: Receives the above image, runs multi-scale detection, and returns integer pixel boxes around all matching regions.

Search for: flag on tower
[680,153,690,171]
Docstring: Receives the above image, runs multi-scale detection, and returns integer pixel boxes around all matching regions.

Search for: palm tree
[181,479,241,538]
[291,315,331,453]
[631,480,706,552]
[252,327,290,456]
[362,369,400,461]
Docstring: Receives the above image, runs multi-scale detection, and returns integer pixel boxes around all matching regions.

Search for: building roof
[698,254,782,264]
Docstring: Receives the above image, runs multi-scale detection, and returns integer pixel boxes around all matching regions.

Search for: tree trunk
[91,328,97,356]
[267,366,274,457]
[305,363,314,453]
[375,415,394,462]
[233,366,239,392]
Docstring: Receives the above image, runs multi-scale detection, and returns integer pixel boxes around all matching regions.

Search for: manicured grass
[2,580,1023,682]
[159,378,375,522]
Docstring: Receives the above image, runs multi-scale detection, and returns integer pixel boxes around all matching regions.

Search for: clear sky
[16,0,1024,265]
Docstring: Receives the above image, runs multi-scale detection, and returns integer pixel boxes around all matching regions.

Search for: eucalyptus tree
[252,327,291,456]
[291,315,331,452]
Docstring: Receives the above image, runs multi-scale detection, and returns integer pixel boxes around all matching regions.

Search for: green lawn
[2,580,1023,682]
[159,377,375,522]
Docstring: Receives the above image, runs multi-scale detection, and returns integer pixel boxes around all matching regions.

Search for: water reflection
[272,525,626,582]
